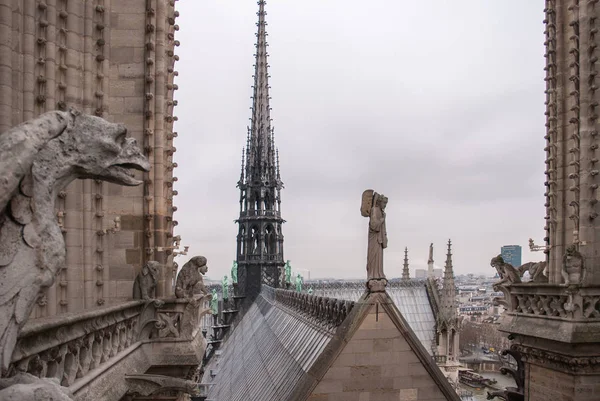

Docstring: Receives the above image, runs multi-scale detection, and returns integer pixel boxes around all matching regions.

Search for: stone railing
[503,284,600,321]
[274,289,355,330]
[9,300,146,387]
[7,296,211,399]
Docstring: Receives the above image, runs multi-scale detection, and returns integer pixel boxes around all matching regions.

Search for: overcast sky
[172,0,546,280]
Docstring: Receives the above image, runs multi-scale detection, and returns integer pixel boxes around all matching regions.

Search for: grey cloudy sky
[172,0,546,280]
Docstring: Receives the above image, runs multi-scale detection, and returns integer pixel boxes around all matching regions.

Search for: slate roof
[202,283,458,401]
[312,280,438,354]
[202,287,355,401]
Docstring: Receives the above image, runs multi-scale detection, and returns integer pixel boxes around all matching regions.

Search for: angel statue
[361,189,389,281]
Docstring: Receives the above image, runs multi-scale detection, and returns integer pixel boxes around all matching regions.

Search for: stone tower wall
[544,0,600,284]
[0,0,179,317]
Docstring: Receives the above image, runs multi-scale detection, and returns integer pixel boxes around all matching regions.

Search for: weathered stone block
[120,215,144,231]
[398,388,417,401]
[110,265,134,281]
[125,248,141,265]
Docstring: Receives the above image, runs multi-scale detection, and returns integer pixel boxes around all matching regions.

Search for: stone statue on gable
[361,189,388,291]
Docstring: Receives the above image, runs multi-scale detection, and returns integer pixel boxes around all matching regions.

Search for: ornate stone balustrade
[7,296,210,400]
[274,289,354,330]
[502,284,600,321]
[10,300,145,387]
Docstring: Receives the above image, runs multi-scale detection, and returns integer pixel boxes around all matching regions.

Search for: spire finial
[427,242,434,277]
[444,239,454,278]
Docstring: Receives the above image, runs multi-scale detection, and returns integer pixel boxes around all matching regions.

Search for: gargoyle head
[188,255,208,275]
[35,109,151,187]
[144,261,161,281]
[490,255,504,268]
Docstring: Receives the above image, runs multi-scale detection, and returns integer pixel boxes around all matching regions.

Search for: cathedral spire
[235,1,285,300]
[243,0,279,187]
[402,247,410,281]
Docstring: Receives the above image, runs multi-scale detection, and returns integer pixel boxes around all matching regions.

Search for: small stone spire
[427,243,434,278]
[442,239,456,313]
[402,247,410,281]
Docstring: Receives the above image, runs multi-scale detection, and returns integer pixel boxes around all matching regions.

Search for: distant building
[501,245,522,267]
[415,269,427,279]
[415,268,442,279]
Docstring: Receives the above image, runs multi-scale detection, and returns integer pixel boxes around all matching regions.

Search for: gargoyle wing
[0,111,68,212]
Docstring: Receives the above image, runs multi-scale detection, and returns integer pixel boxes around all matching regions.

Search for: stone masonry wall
[308,303,447,401]
[0,0,179,317]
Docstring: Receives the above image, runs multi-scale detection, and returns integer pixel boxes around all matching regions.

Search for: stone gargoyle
[0,109,150,378]
[175,256,208,298]
[133,261,161,301]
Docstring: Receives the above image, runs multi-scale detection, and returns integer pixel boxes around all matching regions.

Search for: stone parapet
[499,284,600,343]
[273,288,355,331]
[6,296,210,401]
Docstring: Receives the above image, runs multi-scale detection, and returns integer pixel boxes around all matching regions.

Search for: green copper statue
[210,289,218,315]
[295,273,303,292]
[231,260,238,285]
[284,260,292,285]
[222,275,229,299]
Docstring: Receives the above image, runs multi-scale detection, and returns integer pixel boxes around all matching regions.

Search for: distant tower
[437,239,458,361]
[235,1,285,300]
[427,243,434,278]
[402,247,410,281]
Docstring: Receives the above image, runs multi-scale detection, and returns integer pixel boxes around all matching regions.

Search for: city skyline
[173,0,546,278]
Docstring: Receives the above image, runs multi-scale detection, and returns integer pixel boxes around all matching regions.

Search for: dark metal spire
[242,0,280,188]
[402,247,410,281]
[235,1,285,298]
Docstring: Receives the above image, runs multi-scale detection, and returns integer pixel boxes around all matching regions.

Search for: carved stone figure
[284,260,292,285]
[518,261,548,283]
[491,255,522,286]
[361,189,388,281]
[0,110,150,375]
[562,244,585,285]
[133,261,161,300]
[210,289,218,315]
[231,261,238,285]
[174,256,208,298]
[222,275,229,300]
[295,273,303,292]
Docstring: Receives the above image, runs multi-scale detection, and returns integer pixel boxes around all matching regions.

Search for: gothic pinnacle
[402,247,410,281]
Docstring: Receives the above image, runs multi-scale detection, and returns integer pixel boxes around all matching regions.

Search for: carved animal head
[490,255,504,268]
[35,109,150,187]
[143,261,161,281]
[187,255,208,275]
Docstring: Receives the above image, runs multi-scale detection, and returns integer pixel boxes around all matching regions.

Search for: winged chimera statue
[0,109,150,375]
